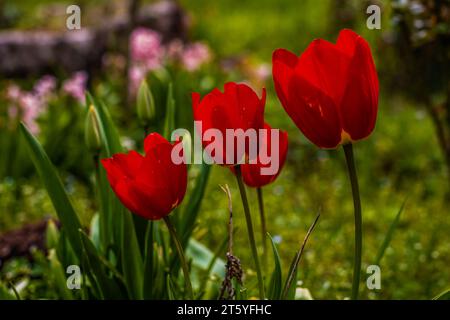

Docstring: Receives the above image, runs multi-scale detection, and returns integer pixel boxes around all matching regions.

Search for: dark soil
[0,219,58,269]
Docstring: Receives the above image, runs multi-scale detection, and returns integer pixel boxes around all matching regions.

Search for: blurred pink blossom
[167,39,184,60]
[6,85,22,101]
[130,28,164,69]
[181,42,211,71]
[19,92,45,134]
[63,71,88,103]
[5,81,52,134]
[34,75,56,99]
[128,65,146,95]
[254,63,271,82]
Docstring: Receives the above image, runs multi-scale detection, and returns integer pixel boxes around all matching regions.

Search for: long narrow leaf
[375,199,407,265]
[282,213,320,299]
[163,82,176,140]
[143,222,155,299]
[181,163,211,247]
[433,288,450,300]
[48,249,74,300]
[267,233,283,300]
[20,123,83,259]
[121,211,144,299]
[79,230,124,299]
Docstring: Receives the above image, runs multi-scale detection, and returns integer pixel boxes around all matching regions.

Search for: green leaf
[20,123,83,259]
[282,213,320,300]
[46,219,60,250]
[90,213,101,250]
[79,230,124,299]
[433,288,450,300]
[187,239,226,278]
[86,93,115,252]
[86,93,122,155]
[48,249,74,300]
[198,236,228,298]
[147,68,171,132]
[137,80,155,126]
[166,275,176,300]
[121,212,144,299]
[181,163,211,247]
[143,222,155,299]
[267,233,283,300]
[163,82,176,140]
[8,282,21,300]
[284,254,299,300]
[0,282,15,300]
[375,199,407,265]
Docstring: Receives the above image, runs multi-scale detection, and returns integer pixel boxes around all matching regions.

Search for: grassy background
[179,0,450,299]
[0,0,449,299]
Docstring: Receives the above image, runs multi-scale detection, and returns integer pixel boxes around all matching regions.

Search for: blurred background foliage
[0,0,449,299]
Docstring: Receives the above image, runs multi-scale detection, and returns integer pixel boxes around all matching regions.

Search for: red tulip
[231,123,288,188]
[272,29,379,149]
[192,82,266,165]
[101,133,187,220]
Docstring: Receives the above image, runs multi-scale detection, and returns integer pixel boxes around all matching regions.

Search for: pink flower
[5,77,56,134]
[19,92,45,134]
[34,75,56,99]
[167,39,184,60]
[128,65,146,95]
[254,64,271,82]
[6,84,22,101]
[63,71,88,103]
[130,28,164,70]
[181,42,211,71]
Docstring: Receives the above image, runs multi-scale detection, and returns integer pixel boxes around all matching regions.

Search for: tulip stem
[256,187,268,270]
[163,215,194,299]
[343,144,362,300]
[235,166,265,299]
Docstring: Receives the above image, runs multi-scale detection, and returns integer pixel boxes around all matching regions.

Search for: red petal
[339,35,379,140]
[128,182,173,220]
[238,123,289,187]
[336,29,360,57]
[272,49,298,110]
[144,132,171,154]
[138,141,188,212]
[113,179,141,215]
[101,151,143,186]
[193,82,265,164]
[287,75,342,148]
[296,39,351,106]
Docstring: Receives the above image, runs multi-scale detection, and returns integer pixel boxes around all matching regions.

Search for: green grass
[1,0,449,299]
[179,0,450,299]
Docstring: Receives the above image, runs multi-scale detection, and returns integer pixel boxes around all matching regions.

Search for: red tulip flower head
[192,82,266,165]
[101,133,187,220]
[231,123,288,188]
[273,29,379,149]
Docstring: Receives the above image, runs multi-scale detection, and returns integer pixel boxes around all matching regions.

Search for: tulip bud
[85,105,102,154]
[46,219,60,250]
[137,80,155,127]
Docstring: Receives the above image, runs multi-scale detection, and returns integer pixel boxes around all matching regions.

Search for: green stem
[343,144,362,300]
[163,215,194,299]
[235,166,265,299]
[256,187,268,270]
